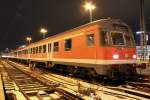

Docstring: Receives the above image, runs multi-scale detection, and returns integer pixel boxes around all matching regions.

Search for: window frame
[86,33,95,47]
[39,46,42,53]
[48,43,51,52]
[65,38,72,51]
[43,45,47,53]
[54,42,59,52]
[33,48,35,54]
[125,35,135,47]
[100,31,110,46]
[110,32,125,46]
[35,47,38,53]
[31,48,33,54]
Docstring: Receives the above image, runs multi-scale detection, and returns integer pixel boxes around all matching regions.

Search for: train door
[85,28,100,66]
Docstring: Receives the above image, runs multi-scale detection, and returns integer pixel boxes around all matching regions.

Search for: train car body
[7,19,137,79]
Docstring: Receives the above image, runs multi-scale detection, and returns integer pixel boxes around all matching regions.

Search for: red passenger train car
[7,19,137,79]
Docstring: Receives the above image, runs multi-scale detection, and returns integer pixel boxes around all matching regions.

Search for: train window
[28,49,30,54]
[33,48,35,54]
[25,50,27,54]
[86,34,94,47]
[48,43,51,52]
[54,42,59,52]
[100,31,109,46]
[125,35,134,47]
[111,32,124,46]
[31,48,32,54]
[39,46,42,53]
[113,24,129,32]
[65,39,72,51]
[43,45,47,53]
[36,47,38,53]
[31,48,33,54]
[22,50,25,54]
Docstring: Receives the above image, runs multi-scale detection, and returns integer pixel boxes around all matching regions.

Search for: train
[5,19,137,80]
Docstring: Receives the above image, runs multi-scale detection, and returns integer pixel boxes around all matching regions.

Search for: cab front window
[111,32,124,46]
[125,35,134,47]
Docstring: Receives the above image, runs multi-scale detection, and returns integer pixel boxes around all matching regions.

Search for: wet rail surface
[1,61,83,100]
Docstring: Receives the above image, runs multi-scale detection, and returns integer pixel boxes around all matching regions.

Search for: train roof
[32,19,125,41]
[15,18,127,51]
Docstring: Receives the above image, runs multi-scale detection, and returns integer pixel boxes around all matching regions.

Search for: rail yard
[0,59,150,100]
[0,1,150,99]
[1,18,150,100]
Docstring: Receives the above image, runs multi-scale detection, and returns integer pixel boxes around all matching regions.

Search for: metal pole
[28,40,30,44]
[89,8,92,22]
[43,34,45,39]
[140,0,147,61]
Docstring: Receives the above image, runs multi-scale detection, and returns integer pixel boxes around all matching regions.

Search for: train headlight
[113,54,119,59]
[133,54,137,59]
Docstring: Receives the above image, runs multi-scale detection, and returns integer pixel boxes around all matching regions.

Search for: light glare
[26,37,32,41]
[133,54,137,59]
[113,54,119,59]
[40,28,47,33]
[84,2,96,11]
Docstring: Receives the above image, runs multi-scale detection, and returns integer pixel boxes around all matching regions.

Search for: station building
[136,45,150,61]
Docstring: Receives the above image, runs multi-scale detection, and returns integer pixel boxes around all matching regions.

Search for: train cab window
[65,39,72,51]
[54,42,59,52]
[43,45,47,53]
[113,24,129,32]
[111,32,124,46]
[39,46,42,53]
[48,43,51,52]
[86,34,94,47]
[100,31,109,46]
[36,47,38,53]
[125,35,134,47]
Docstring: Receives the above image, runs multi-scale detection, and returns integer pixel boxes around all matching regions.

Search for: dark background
[0,0,150,51]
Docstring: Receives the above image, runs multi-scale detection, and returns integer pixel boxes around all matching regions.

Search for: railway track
[1,61,83,100]
[4,60,150,100]
[28,64,150,99]
[126,82,150,93]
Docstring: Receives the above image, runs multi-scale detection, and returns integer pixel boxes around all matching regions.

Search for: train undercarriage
[7,58,138,83]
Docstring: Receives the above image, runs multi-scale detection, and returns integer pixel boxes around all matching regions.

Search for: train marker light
[133,54,137,59]
[113,54,119,59]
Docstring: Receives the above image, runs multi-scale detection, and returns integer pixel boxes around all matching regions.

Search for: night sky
[0,0,150,51]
